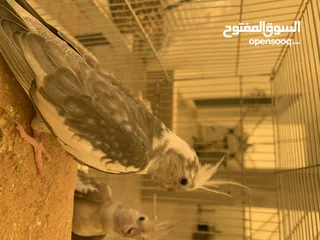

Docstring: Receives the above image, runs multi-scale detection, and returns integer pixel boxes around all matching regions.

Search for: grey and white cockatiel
[73,170,176,240]
[0,0,249,195]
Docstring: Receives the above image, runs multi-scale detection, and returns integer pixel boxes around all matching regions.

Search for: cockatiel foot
[15,123,50,176]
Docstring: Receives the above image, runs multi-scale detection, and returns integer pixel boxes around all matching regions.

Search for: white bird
[73,170,176,240]
[0,0,250,195]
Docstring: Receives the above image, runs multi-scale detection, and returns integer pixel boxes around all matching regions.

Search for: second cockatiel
[73,170,176,240]
[0,0,250,195]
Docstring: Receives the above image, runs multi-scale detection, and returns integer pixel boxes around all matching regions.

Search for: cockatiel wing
[75,169,112,203]
[0,0,34,94]
[73,170,118,237]
[0,0,162,174]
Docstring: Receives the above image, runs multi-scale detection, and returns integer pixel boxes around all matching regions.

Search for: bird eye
[180,177,188,186]
[139,216,145,221]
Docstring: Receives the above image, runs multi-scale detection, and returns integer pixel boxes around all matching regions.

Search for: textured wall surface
[0,54,78,240]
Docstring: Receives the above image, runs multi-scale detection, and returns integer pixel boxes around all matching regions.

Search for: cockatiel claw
[15,122,49,176]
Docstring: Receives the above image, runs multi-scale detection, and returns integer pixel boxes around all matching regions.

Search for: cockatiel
[0,0,250,195]
[73,170,176,240]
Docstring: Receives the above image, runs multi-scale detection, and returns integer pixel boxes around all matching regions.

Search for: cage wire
[26,0,319,239]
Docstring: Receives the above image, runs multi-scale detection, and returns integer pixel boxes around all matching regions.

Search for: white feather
[77,164,89,173]
[152,130,195,158]
[204,180,252,191]
[193,155,251,194]
[193,155,226,189]
[75,179,97,194]
[200,187,233,198]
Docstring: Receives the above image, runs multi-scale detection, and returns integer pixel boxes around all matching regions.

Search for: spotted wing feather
[75,170,111,204]
[0,0,164,174]
[28,34,153,172]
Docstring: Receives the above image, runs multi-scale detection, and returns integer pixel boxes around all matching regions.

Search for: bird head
[150,129,250,195]
[112,207,148,239]
[113,207,176,240]
[149,149,199,192]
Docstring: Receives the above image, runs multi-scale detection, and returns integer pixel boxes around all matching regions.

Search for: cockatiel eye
[179,177,188,186]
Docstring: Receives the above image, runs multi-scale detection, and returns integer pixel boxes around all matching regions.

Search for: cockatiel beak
[160,185,174,192]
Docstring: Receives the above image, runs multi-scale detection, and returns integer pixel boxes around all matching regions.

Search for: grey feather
[73,170,114,237]
[0,2,34,93]
[75,169,111,203]
[0,0,165,174]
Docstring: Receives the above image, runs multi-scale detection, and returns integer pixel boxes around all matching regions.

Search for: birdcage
[27,0,319,239]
